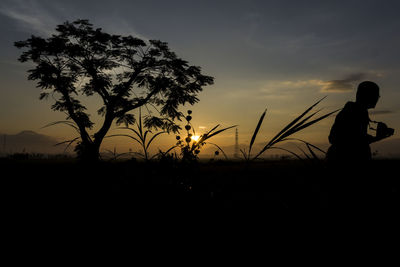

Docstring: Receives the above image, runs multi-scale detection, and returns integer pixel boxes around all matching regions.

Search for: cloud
[102,17,149,42]
[243,73,383,100]
[256,79,325,99]
[369,110,395,115]
[0,0,149,41]
[320,73,366,93]
[0,0,59,35]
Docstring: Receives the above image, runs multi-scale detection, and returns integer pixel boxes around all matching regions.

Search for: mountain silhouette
[0,130,67,154]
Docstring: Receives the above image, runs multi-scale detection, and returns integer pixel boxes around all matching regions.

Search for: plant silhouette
[15,19,214,161]
[326,81,394,164]
[106,108,166,161]
[241,97,338,161]
[163,110,236,162]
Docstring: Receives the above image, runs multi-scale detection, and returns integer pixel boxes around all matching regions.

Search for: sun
[191,135,200,142]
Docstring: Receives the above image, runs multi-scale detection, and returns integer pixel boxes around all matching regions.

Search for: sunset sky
[0,0,399,156]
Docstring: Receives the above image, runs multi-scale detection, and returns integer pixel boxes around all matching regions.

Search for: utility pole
[234,127,239,159]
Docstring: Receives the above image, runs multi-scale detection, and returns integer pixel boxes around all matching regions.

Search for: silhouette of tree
[15,19,214,161]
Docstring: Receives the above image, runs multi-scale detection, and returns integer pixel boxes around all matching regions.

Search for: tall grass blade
[208,142,229,160]
[54,138,78,146]
[279,109,339,140]
[306,143,319,160]
[295,144,311,160]
[106,134,142,145]
[190,122,196,136]
[287,108,322,133]
[269,146,303,160]
[252,98,334,160]
[249,108,267,157]
[283,138,326,154]
[266,109,322,149]
[206,125,237,140]
[163,145,178,155]
[132,151,145,158]
[145,131,165,150]
[154,145,179,160]
[55,137,80,152]
[262,97,326,150]
[136,107,144,140]
[117,127,142,142]
[42,121,80,134]
[143,130,149,144]
[240,148,248,161]
[194,124,220,145]
[206,124,220,135]
[104,149,133,161]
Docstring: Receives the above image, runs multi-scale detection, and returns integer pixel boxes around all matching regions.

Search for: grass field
[2,157,398,214]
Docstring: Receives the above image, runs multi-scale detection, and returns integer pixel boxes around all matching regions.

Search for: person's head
[356,81,380,109]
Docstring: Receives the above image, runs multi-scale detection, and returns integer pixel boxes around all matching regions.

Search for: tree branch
[115,89,158,118]
[59,89,92,144]
[65,54,111,105]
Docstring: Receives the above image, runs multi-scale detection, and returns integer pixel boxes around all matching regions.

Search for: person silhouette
[325,81,394,209]
[326,81,394,164]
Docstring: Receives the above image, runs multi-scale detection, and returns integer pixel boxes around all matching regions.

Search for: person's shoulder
[340,101,356,113]
[344,101,356,109]
[343,101,368,117]
[343,101,365,112]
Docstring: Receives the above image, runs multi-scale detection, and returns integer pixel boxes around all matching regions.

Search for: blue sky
[0,0,399,155]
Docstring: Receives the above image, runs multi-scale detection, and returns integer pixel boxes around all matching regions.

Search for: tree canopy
[15,19,214,160]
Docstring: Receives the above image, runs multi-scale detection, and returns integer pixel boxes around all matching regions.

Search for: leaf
[132,151,145,158]
[42,120,80,134]
[295,144,311,160]
[162,145,179,155]
[206,124,220,136]
[240,148,248,161]
[54,137,80,153]
[208,142,229,160]
[283,138,326,154]
[285,108,322,135]
[145,131,165,150]
[39,92,49,100]
[252,97,335,161]
[306,143,319,160]
[143,130,149,144]
[115,113,135,126]
[105,134,142,146]
[279,109,339,140]
[262,97,326,151]
[205,125,237,140]
[249,109,266,157]
[268,147,303,160]
[189,122,196,136]
[137,108,143,138]
[116,127,143,142]
[194,124,217,145]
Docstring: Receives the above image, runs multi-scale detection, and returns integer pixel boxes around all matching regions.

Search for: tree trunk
[75,140,101,162]
[76,113,114,162]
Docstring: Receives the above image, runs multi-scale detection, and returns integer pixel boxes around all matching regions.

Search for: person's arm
[368,134,384,144]
[368,122,395,144]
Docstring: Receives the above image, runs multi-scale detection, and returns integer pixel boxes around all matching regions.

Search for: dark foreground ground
[1,157,399,215]
[0,159,400,217]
